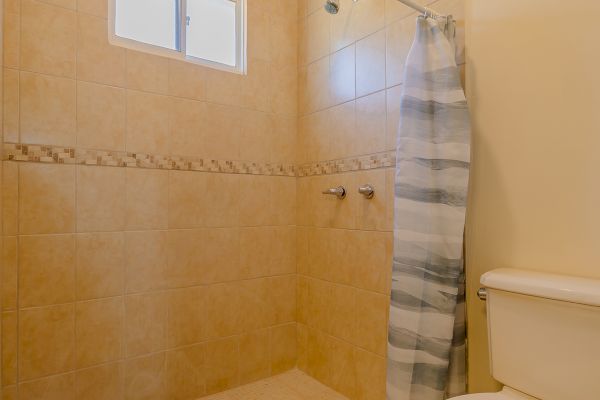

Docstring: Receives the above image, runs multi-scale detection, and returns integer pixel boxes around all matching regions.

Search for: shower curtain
[386,16,470,400]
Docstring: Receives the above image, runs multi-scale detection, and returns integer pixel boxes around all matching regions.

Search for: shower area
[0,0,466,399]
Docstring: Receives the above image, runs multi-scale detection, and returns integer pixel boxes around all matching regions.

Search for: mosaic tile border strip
[2,143,297,177]
[2,143,395,177]
[297,150,396,177]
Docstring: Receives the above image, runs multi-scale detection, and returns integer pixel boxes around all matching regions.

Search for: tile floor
[200,370,349,399]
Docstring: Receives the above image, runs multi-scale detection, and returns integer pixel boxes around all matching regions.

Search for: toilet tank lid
[481,268,600,307]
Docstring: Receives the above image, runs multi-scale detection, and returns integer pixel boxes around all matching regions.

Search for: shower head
[324,0,339,14]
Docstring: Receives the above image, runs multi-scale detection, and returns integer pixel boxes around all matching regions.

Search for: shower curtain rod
[395,0,446,19]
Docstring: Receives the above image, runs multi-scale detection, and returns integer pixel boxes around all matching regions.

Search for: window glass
[115,0,179,50]
[186,0,237,66]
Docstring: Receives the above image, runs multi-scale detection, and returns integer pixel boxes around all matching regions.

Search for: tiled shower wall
[1,0,298,399]
[295,0,465,398]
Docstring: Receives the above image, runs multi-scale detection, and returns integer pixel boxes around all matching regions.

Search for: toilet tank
[480,269,600,400]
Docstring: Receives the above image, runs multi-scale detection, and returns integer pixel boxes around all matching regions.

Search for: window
[109,0,246,73]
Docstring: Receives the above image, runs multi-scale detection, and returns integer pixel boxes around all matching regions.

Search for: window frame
[108,0,246,74]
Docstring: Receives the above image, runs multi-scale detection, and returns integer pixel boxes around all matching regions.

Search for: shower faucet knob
[322,186,346,199]
[358,184,375,199]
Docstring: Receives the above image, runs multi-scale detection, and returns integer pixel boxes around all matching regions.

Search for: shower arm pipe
[394,0,446,19]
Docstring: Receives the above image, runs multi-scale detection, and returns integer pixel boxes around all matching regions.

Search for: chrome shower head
[324,0,339,14]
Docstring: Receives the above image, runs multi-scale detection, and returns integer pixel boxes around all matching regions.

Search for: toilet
[451,268,600,400]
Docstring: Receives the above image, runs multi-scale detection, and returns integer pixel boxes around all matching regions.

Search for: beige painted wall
[465,0,600,392]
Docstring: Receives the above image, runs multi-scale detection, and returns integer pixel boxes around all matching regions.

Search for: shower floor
[200,369,348,399]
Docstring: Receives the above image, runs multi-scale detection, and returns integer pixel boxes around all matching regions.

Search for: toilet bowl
[448,268,600,400]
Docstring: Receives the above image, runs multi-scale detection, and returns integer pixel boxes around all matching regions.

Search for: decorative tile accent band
[297,150,396,177]
[2,142,395,177]
[2,143,297,177]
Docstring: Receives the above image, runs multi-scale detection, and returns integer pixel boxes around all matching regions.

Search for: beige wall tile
[203,336,240,395]
[19,373,75,400]
[168,97,206,157]
[77,13,126,86]
[271,16,298,68]
[239,329,270,384]
[237,278,272,333]
[242,59,271,112]
[76,166,126,232]
[126,90,169,154]
[239,110,271,163]
[352,0,385,41]
[330,45,355,106]
[330,0,357,52]
[124,230,167,294]
[205,282,245,338]
[306,328,331,384]
[19,234,76,307]
[354,347,386,400]
[126,51,169,94]
[355,169,388,230]
[386,84,402,149]
[75,297,124,368]
[352,230,392,294]
[167,60,206,101]
[2,312,18,386]
[40,0,76,9]
[166,286,206,348]
[386,16,415,87]
[4,5,20,69]
[75,362,124,400]
[246,5,271,63]
[355,90,387,155]
[385,0,418,24]
[2,162,19,236]
[19,304,75,380]
[20,72,76,146]
[21,0,76,78]
[165,345,205,400]
[270,275,297,325]
[76,232,125,300]
[76,81,126,151]
[305,57,330,113]
[272,176,297,226]
[306,8,330,64]
[125,168,168,230]
[3,69,19,142]
[204,103,241,160]
[354,289,388,356]
[328,101,356,159]
[76,0,108,18]
[329,284,356,343]
[271,115,297,164]
[356,29,386,97]
[204,68,242,107]
[296,323,308,372]
[238,175,271,227]
[124,353,166,400]
[125,292,167,357]
[164,230,209,288]
[270,323,297,374]
[2,386,18,400]
[2,237,18,311]
[329,337,356,398]
[165,172,250,231]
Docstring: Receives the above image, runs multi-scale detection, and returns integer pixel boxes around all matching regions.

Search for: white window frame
[108,0,246,74]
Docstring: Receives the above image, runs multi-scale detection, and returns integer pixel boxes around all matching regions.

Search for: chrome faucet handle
[358,184,375,199]
[322,186,346,199]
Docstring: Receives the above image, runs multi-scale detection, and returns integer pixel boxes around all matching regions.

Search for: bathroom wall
[1,0,298,398]
[296,0,465,398]
[465,0,600,392]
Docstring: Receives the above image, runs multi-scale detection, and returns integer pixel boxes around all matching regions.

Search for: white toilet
[451,268,600,400]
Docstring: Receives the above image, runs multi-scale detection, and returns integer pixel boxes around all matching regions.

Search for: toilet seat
[450,387,538,400]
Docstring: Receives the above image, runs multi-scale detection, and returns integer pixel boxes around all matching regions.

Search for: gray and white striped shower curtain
[386,16,470,400]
